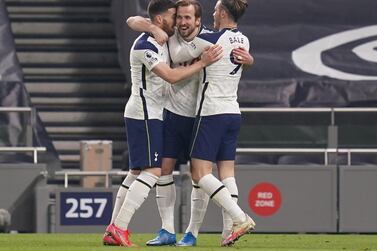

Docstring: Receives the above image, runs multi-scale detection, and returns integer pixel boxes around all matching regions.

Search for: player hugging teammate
[103,0,255,247]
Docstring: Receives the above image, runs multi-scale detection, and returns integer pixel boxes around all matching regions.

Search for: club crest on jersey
[144,50,158,66]
[189,42,196,50]
[154,152,159,162]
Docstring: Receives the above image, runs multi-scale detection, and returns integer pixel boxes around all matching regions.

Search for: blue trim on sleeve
[199,24,216,34]
[196,29,227,44]
[134,33,159,53]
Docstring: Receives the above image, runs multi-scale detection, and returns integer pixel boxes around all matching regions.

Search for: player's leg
[177,176,209,246]
[217,114,255,246]
[146,157,177,246]
[216,117,240,242]
[177,114,209,246]
[217,161,237,241]
[107,118,163,247]
[110,170,139,224]
[192,158,255,247]
[147,110,188,246]
[190,115,255,246]
[103,170,139,246]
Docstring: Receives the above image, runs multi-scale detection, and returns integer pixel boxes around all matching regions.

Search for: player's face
[213,1,222,30]
[161,8,177,37]
[176,5,200,39]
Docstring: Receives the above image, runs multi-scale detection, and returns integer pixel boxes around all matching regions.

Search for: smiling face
[161,7,177,37]
[176,4,201,40]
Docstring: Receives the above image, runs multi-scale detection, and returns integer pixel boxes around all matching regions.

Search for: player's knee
[191,170,201,183]
[146,167,162,177]
[130,169,141,175]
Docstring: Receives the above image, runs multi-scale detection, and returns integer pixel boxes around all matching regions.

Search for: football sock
[185,181,209,237]
[221,177,238,238]
[114,171,159,230]
[156,174,176,234]
[110,172,138,224]
[198,174,246,224]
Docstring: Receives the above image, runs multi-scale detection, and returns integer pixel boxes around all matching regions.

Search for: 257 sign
[60,192,113,225]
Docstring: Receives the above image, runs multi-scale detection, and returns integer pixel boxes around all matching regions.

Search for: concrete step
[22,66,123,76]
[5,0,109,5]
[15,37,115,47]
[46,126,124,135]
[10,22,113,36]
[17,51,118,65]
[24,81,127,96]
[31,97,125,106]
[38,110,123,126]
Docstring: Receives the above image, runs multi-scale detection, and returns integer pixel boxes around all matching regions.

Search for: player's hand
[232,47,254,66]
[201,45,223,66]
[151,26,168,45]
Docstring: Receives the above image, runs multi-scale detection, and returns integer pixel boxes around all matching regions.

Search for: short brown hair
[175,0,202,19]
[220,0,248,22]
[148,0,176,20]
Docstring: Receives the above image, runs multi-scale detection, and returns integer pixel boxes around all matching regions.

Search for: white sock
[110,172,138,224]
[221,177,238,238]
[198,174,245,224]
[185,182,209,238]
[156,174,176,234]
[114,171,159,230]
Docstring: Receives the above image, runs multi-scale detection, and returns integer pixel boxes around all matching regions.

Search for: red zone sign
[248,182,282,217]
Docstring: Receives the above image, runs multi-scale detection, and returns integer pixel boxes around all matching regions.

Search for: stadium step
[5,0,127,170]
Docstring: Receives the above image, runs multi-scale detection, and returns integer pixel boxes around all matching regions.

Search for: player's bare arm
[152,44,223,84]
[232,47,254,66]
[126,16,168,45]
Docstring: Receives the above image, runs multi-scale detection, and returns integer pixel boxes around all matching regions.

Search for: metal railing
[55,170,181,188]
[0,147,46,163]
[0,107,45,163]
[236,147,377,166]
[236,147,337,165]
[338,148,377,166]
[240,107,377,125]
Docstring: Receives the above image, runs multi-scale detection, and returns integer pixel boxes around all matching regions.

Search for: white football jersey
[165,25,213,118]
[174,28,250,116]
[124,33,170,120]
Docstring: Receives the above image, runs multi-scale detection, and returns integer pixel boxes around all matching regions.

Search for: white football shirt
[124,33,170,120]
[173,28,250,116]
[165,25,213,118]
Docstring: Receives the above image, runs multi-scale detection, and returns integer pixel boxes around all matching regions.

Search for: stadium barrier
[0,147,46,164]
[21,107,377,233]
[0,164,47,232]
[35,171,181,233]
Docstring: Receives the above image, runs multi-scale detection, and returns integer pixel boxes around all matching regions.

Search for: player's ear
[220,9,227,18]
[220,8,227,19]
[195,17,201,27]
[155,14,163,25]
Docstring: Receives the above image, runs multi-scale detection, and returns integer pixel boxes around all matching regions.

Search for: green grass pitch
[1,233,377,251]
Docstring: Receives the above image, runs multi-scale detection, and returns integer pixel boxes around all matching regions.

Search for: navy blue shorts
[163,109,195,161]
[189,114,241,162]
[125,117,163,169]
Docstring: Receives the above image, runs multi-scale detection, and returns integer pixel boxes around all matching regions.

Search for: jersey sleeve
[134,38,164,71]
[139,48,163,71]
